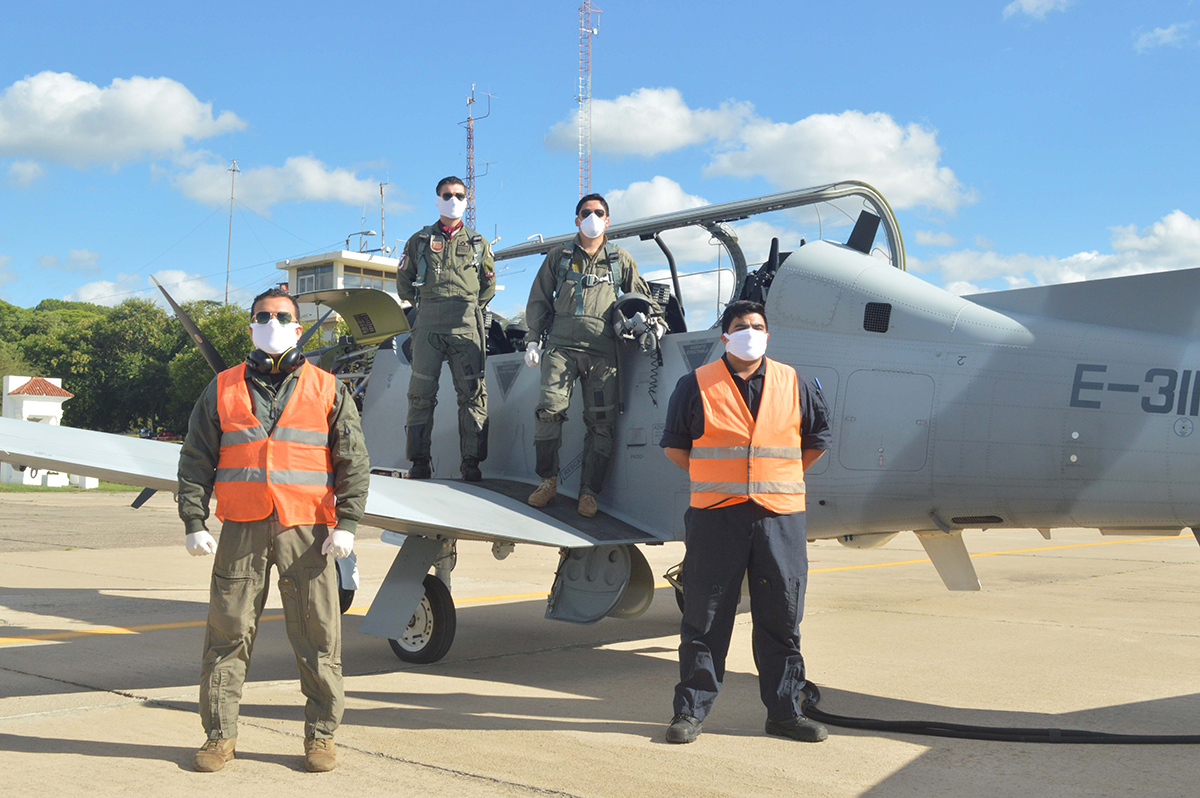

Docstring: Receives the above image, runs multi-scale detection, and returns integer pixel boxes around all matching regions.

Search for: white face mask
[435,195,467,220]
[250,319,301,355]
[723,328,769,360]
[579,212,607,239]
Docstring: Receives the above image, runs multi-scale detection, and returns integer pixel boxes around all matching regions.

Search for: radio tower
[460,84,491,229]
[577,2,601,198]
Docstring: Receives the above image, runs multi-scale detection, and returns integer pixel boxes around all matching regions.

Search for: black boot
[461,458,482,482]
[408,459,432,479]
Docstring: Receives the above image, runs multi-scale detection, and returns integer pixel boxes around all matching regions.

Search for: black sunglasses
[252,311,295,325]
[441,191,467,201]
[579,208,606,219]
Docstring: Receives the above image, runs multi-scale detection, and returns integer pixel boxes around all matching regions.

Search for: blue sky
[2,0,1198,325]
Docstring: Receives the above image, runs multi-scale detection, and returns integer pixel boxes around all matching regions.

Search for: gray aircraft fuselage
[362,237,1200,550]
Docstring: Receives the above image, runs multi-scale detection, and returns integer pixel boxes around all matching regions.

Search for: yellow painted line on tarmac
[0,536,1182,646]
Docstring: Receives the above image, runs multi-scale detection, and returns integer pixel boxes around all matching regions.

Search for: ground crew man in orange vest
[177,288,370,773]
[659,299,831,744]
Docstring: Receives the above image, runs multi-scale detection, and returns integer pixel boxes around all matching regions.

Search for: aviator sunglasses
[441,191,467,201]
[252,311,295,325]
[579,208,606,219]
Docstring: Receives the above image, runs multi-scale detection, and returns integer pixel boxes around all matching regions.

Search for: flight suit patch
[456,239,471,256]
[430,239,444,253]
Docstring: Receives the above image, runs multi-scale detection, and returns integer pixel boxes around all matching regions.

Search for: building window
[296,264,334,294]
[342,265,388,291]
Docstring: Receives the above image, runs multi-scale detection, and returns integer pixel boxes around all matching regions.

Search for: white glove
[524,341,541,368]
[655,321,667,339]
[186,530,217,556]
[322,529,355,559]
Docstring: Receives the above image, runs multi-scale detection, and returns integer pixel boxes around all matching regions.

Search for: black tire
[674,586,685,613]
[336,566,354,615]
[387,574,457,664]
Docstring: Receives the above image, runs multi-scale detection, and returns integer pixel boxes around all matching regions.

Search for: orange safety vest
[213,362,338,527]
[688,357,806,513]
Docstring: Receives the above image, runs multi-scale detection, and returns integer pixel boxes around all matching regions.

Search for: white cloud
[548,88,752,156]
[1134,22,1196,53]
[172,155,378,211]
[975,234,995,249]
[38,248,101,274]
[916,211,1200,290]
[0,254,14,289]
[0,71,243,167]
[915,230,959,247]
[706,111,974,213]
[65,270,252,307]
[549,88,972,213]
[7,159,43,186]
[1003,0,1071,21]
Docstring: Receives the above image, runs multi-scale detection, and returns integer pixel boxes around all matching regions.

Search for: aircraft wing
[0,417,651,549]
[0,417,180,491]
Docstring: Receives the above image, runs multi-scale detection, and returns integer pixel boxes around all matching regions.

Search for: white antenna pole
[380,181,388,254]
[225,159,239,304]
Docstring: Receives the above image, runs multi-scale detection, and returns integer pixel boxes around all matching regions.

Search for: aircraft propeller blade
[152,276,228,375]
[297,309,335,350]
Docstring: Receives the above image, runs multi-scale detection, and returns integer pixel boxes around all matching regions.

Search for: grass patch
[0,480,144,493]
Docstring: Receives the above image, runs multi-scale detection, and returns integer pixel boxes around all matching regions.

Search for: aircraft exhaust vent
[863,302,892,333]
[950,515,1004,526]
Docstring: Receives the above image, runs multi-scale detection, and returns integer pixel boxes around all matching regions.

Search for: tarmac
[1,489,1199,797]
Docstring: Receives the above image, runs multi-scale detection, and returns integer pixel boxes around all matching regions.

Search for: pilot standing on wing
[177,288,370,773]
[523,193,663,517]
[396,175,496,481]
[659,300,831,744]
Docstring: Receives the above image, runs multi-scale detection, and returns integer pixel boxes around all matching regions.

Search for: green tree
[15,303,111,429]
[89,298,185,431]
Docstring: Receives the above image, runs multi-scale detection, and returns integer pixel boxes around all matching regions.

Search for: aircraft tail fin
[967,267,1200,339]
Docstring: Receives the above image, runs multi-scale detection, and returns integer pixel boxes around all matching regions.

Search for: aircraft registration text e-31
[1071,363,1200,415]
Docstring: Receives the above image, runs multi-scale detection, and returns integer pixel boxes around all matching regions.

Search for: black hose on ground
[800,682,1200,744]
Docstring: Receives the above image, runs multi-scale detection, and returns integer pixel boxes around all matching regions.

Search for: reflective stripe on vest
[213,362,338,527]
[688,358,806,513]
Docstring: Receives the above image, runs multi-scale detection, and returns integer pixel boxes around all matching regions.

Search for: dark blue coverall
[659,355,831,722]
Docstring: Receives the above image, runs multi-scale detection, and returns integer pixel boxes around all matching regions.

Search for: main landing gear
[387,574,457,664]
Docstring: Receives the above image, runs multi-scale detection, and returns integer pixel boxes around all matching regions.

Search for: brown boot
[527,477,557,508]
[304,737,338,772]
[193,738,236,772]
[577,493,598,518]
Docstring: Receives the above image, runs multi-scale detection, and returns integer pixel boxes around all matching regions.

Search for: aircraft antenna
[578,2,602,198]
[460,84,492,229]
[224,159,239,304]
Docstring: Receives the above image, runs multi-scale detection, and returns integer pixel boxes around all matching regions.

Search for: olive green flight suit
[177,363,370,741]
[525,237,661,496]
[397,222,496,466]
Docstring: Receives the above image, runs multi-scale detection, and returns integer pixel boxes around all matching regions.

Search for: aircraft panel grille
[863,302,892,333]
[950,515,1004,525]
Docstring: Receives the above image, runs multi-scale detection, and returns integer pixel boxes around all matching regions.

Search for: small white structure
[1,376,96,488]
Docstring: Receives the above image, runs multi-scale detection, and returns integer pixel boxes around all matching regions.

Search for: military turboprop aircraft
[2,180,1198,665]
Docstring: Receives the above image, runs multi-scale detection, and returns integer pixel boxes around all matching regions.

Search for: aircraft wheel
[675,587,685,613]
[336,567,354,615]
[388,574,457,664]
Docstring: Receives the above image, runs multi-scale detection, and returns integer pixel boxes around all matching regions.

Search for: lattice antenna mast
[578,2,602,198]
[460,84,492,229]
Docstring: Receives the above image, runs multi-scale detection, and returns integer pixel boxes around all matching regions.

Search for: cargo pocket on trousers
[211,570,255,633]
[278,575,305,640]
